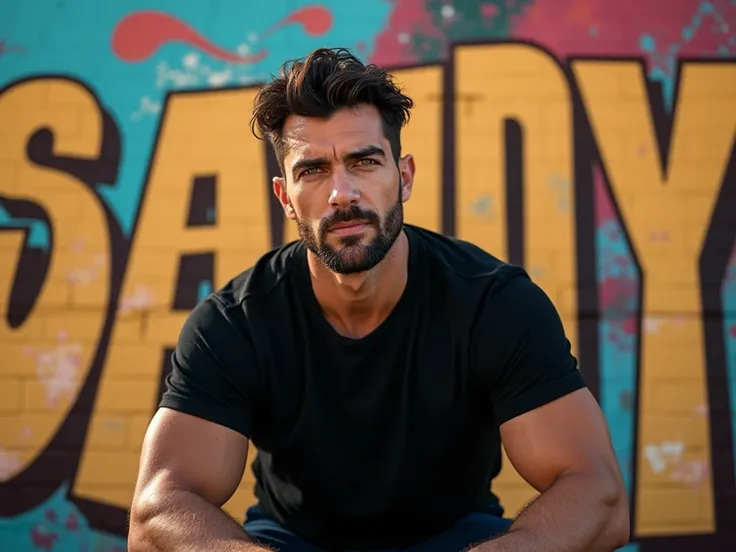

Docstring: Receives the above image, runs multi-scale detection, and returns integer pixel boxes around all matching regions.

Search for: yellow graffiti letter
[573,60,736,535]
[393,65,443,233]
[0,78,110,480]
[454,43,578,515]
[74,88,271,516]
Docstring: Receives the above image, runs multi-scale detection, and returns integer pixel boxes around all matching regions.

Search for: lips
[331,220,366,229]
[329,220,369,235]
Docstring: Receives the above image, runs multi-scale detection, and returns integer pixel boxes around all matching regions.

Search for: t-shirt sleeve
[158,296,259,439]
[474,267,587,426]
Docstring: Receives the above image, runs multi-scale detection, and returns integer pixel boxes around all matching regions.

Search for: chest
[250,304,482,452]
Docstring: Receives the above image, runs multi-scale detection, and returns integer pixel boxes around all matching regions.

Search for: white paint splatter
[644,441,709,487]
[694,403,708,416]
[208,68,233,87]
[441,5,455,18]
[183,52,199,69]
[118,285,155,314]
[237,74,262,84]
[156,60,200,89]
[131,95,162,121]
[644,440,684,474]
[643,317,661,334]
[547,173,572,213]
[529,266,546,280]
[33,333,82,407]
[145,45,264,102]
[670,459,709,488]
[470,194,494,219]
[67,254,106,285]
[0,448,22,482]
[398,33,410,44]
[103,418,125,432]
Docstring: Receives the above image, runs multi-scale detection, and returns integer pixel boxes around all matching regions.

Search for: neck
[306,230,409,339]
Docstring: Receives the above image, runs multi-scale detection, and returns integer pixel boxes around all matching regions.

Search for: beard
[295,196,404,275]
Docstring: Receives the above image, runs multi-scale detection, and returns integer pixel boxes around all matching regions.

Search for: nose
[328,170,359,209]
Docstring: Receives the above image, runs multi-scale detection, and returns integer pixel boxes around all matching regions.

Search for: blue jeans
[243,506,512,551]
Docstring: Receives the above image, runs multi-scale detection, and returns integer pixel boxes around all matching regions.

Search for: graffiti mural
[1,1,735,550]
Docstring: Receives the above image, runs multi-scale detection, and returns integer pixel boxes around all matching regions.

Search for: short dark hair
[250,47,414,173]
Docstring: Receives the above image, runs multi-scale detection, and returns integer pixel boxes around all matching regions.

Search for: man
[128,48,630,552]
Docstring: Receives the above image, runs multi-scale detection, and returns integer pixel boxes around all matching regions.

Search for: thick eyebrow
[343,145,386,162]
[291,145,386,176]
[291,157,329,176]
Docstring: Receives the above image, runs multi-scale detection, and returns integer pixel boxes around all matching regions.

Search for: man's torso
[172,225,529,548]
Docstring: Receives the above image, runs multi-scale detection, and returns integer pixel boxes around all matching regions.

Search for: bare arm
[470,388,630,552]
[128,407,272,552]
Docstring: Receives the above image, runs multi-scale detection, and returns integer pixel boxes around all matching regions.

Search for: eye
[299,167,325,179]
[356,158,379,167]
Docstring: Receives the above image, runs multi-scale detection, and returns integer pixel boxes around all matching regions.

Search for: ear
[273,176,296,220]
[398,154,415,203]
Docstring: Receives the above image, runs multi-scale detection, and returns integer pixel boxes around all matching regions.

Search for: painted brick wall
[0,1,735,551]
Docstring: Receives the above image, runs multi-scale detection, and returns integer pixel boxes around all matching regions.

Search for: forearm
[470,471,630,552]
[129,488,272,552]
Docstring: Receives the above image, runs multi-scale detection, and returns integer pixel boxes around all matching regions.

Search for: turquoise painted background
[1,1,735,550]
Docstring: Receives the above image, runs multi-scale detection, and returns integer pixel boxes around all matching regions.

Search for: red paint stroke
[0,39,26,57]
[30,526,59,551]
[593,164,616,224]
[65,512,79,531]
[112,6,332,64]
[262,5,333,39]
[513,0,736,60]
[600,275,637,319]
[372,0,436,66]
[482,3,499,18]
[112,11,266,63]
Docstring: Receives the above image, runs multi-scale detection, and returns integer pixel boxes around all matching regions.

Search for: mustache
[319,206,380,234]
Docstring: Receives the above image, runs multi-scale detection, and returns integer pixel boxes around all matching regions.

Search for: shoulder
[210,239,304,310]
[405,225,528,296]
[471,264,571,373]
[406,224,511,279]
[402,223,566,336]
[181,240,304,338]
[476,266,563,336]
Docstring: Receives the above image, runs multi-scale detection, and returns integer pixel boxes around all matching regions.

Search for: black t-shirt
[160,224,586,550]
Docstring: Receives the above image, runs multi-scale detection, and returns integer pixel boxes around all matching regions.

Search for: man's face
[274,105,414,275]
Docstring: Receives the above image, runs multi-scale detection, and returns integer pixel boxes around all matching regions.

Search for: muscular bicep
[135,407,249,507]
[500,388,622,493]
[134,295,259,506]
